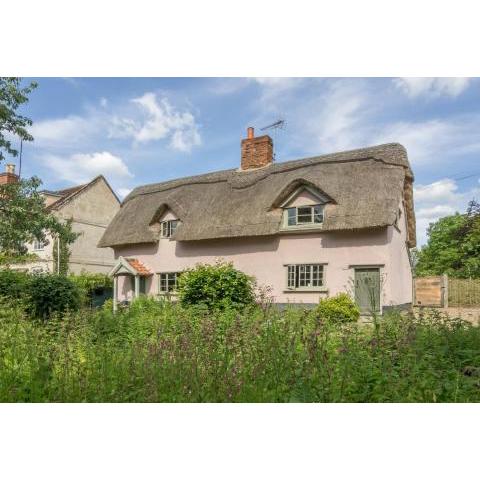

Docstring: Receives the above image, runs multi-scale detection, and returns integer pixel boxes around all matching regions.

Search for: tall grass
[0,297,479,402]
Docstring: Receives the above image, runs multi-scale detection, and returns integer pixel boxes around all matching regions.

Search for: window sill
[279,224,324,233]
[283,287,328,293]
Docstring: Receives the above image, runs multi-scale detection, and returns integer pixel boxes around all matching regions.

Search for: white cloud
[414,178,459,203]
[414,178,480,245]
[110,92,201,152]
[373,116,480,164]
[254,77,302,89]
[117,187,132,199]
[43,151,133,185]
[282,79,374,155]
[30,115,97,147]
[31,92,201,154]
[208,78,252,95]
[394,77,472,98]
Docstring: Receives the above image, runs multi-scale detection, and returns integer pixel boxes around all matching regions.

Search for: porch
[110,256,153,312]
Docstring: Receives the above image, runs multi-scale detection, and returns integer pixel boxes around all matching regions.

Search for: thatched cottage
[100,128,416,313]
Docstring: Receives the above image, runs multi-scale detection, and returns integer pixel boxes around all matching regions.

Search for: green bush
[70,272,113,306]
[314,293,360,323]
[27,274,81,319]
[177,261,255,311]
[0,269,30,299]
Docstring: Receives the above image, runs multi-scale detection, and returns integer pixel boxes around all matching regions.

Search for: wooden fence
[448,278,480,307]
[414,276,480,308]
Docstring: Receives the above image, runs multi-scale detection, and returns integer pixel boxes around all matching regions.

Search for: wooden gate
[414,276,446,307]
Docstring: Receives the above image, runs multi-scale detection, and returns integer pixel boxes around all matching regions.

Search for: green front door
[354,268,381,314]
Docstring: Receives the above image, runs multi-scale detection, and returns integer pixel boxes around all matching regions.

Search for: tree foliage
[0,77,37,162]
[415,199,480,278]
[0,177,77,258]
[0,78,77,261]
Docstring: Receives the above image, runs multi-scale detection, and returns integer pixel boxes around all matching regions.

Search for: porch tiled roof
[125,258,152,276]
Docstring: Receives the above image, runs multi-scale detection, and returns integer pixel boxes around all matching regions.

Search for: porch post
[113,275,118,313]
[135,275,140,298]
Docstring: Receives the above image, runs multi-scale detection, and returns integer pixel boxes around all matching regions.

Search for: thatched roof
[99,143,416,248]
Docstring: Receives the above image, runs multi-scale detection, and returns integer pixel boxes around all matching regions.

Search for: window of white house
[158,272,180,293]
[286,204,324,227]
[286,264,324,289]
[33,239,45,251]
[161,220,179,238]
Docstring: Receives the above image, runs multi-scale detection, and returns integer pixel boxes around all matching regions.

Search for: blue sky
[13,77,480,245]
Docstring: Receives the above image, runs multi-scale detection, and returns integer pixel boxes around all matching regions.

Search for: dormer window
[286,204,324,227]
[161,220,178,238]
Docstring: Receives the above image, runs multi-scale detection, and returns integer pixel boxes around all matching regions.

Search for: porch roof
[110,256,152,277]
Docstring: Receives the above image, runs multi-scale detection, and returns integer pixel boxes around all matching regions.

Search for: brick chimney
[0,164,18,185]
[241,127,273,170]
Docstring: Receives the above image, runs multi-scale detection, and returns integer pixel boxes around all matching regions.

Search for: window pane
[287,265,295,288]
[297,206,312,224]
[287,208,296,226]
[313,205,324,223]
[287,264,324,289]
[298,264,312,287]
[160,272,178,292]
[312,265,324,286]
[171,220,178,235]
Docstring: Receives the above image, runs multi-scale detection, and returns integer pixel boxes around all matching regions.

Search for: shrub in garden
[314,293,360,323]
[27,274,81,319]
[177,261,255,310]
[0,269,30,299]
[69,272,113,307]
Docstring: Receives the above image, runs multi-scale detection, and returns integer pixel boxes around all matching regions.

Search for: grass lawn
[1,297,479,402]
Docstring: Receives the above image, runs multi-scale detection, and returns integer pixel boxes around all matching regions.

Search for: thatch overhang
[99,143,416,249]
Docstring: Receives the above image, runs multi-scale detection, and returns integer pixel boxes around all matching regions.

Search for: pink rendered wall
[113,225,412,306]
[385,202,413,306]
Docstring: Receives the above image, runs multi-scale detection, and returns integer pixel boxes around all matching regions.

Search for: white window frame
[158,272,180,293]
[33,239,45,251]
[285,263,326,291]
[284,204,324,228]
[160,220,179,238]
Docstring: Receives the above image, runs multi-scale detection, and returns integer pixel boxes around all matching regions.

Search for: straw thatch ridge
[99,143,416,248]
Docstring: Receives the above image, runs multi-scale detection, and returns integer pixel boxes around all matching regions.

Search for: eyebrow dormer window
[161,220,178,238]
[286,204,324,227]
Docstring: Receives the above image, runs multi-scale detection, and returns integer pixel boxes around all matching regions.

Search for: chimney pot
[247,127,254,139]
[0,163,18,185]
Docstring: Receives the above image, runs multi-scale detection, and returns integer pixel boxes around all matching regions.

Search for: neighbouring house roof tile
[98,143,416,248]
[125,258,152,276]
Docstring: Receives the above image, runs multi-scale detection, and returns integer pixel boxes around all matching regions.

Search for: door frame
[351,265,383,315]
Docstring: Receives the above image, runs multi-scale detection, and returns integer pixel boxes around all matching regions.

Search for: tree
[0,78,77,264]
[0,178,78,259]
[0,77,38,162]
[415,199,480,278]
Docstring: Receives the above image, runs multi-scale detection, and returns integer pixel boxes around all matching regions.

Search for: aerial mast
[260,119,286,161]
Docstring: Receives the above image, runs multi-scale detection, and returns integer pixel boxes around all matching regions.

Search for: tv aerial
[260,119,286,161]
